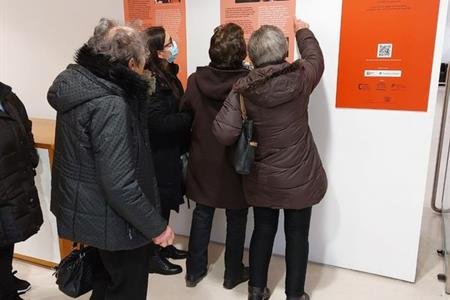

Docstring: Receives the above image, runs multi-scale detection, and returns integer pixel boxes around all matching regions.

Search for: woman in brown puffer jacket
[213,19,327,300]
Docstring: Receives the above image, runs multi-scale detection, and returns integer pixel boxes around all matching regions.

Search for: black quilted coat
[0,82,43,247]
[47,46,167,251]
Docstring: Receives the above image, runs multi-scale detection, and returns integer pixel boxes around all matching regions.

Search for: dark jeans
[187,203,248,279]
[0,244,16,300]
[249,207,312,298]
[90,244,150,300]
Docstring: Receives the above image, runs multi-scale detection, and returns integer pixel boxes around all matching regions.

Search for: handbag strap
[72,242,85,250]
[239,94,248,121]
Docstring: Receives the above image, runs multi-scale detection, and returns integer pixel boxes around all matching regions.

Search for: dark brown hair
[144,26,183,99]
[209,23,246,70]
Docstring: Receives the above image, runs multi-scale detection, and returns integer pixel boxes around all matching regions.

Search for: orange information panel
[124,0,188,87]
[221,0,296,62]
[336,0,440,111]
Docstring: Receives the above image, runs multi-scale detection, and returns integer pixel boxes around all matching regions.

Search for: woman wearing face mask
[143,26,192,276]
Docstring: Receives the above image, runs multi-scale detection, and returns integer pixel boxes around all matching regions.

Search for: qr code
[377,43,393,58]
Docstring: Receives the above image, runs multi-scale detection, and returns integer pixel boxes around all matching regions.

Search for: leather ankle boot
[287,293,310,300]
[185,270,208,288]
[223,266,250,289]
[248,286,271,300]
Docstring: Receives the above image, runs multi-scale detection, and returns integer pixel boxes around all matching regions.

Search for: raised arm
[295,19,324,93]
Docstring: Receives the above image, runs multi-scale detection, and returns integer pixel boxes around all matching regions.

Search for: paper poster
[124,0,188,87]
[335,0,440,111]
[221,0,296,62]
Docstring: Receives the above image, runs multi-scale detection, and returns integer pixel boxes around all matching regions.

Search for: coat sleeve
[179,74,196,112]
[147,94,192,135]
[212,90,243,146]
[90,96,167,240]
[296,28,325,94]
[11,94,39,168]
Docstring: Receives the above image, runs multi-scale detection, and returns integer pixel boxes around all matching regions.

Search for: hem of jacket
[187,195,250,210]
[57,233,151,252]
[0,227,41,248]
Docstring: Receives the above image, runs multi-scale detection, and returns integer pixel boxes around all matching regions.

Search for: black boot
[248,286,271,300]
[223,266,250,289]
[148,253,182,275]
[185,270,208,288]
[287,294,310,300]
[160,245,188,260]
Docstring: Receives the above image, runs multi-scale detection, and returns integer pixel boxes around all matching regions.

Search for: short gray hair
[87,18,147,65]
[248,25,288,67]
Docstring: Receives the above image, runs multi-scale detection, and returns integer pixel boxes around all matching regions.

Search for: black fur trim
[75,45,149,104]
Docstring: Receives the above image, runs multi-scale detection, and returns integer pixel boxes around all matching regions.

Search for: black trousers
[249,207,312,298]
[90,244,151,300]
[0,244,15,300]
[187,203,248,279]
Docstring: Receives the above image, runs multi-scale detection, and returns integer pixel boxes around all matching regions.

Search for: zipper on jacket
[127,224,133,240]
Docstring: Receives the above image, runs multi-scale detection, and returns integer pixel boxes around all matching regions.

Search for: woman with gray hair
[213,19,327,300]
[48,19,174,299]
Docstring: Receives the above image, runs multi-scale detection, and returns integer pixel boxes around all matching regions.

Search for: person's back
[48,45,165,251]
[183,23,251,290]
[213,20,327,300]
[0,82,42,300]
[184,65,248,208]
[47,19,174,300]
[214,24,327,210]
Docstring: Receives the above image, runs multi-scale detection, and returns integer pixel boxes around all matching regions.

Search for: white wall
[443,9,450,63]
[15,150,61,264]
[1,0,449,283]
[0,0,124,118]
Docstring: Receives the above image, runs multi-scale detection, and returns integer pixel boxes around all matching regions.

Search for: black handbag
[233,95,257,175]
[54,243,98,298]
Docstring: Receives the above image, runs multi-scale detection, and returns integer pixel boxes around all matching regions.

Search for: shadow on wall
[306,81,340,291]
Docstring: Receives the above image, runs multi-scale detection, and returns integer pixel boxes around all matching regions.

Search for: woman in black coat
[0,82,43,299]
[144,26,192,275]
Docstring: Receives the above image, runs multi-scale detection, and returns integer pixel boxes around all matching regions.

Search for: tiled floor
[11,205,449,300]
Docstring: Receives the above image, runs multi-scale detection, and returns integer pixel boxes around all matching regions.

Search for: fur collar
[75,45,148,103]
[234,60,302,93]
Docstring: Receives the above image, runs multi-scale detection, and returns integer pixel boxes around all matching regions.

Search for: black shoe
[287,294,310,300]
[160,245,188,260]
[185,270,207,288]
[12,271,31,295]
[248,286,271,300]
[223,266,250,289]
[148,254,182,275]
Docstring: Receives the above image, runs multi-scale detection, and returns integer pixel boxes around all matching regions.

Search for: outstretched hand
[294,18,310,32]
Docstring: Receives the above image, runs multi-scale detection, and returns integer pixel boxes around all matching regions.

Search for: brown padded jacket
[213,28,327,210]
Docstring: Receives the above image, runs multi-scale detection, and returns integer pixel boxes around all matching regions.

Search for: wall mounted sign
[221,0,296,62]
[124,0,188,87]
[336,0,440,111]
